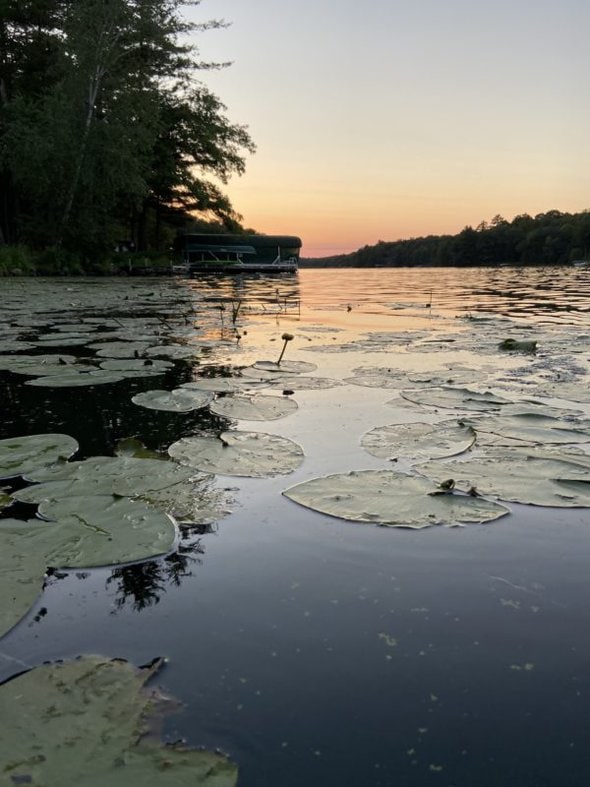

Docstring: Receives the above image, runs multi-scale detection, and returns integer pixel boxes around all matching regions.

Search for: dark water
[2,268,590,786]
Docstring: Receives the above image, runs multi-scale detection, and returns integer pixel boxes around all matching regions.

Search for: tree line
[0,0,254,272]
[302,211,590,268]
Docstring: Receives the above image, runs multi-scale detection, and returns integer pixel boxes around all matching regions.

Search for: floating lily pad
[265,375,342,391]
[131,388,213,412]
[345,368,409,389]
[92,341,152,358]
[400,386,513,412]
[209,394,298,421]
[99,358,174,373]
[169,431,304,477]
[0,433,79,480]
[253,360,317,374]
[0,519,49,637]
[0,655,238,785]
[19,456,229,526]
[282,470,509,528]
[418,449,590,507]
[468,411,590,445]
[361,420,476,461]
[180,378,247,393]
[26,370,128,387]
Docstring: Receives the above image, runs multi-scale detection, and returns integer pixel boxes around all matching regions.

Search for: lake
[2,266,590,786]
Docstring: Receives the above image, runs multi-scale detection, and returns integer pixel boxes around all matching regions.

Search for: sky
[186,0,590,257]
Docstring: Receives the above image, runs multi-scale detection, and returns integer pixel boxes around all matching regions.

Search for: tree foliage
[0,0,255,255]
[304,210,590,268]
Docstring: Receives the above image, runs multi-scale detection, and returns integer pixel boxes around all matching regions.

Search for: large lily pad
[0,519,49,637]
[0,433,79,480]
[209,394,298,421]
[169,431,304,477]
[418,449,590,507]
[131,388,213,412]
[400,386,514,412]
[0,655,238,786]
[361,420,476,462]
[26,370,128,387]
[253,360,317,374]
[282,470,509,528]
[466,411,590,446]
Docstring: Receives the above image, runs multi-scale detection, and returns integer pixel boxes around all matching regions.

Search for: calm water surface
[2,267,590,787]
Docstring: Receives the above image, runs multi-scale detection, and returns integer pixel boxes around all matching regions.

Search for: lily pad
[468,411,590,445]
[282,470,510,528]
[0,519,49,637]
[131,388,213,412]
[0,655,238,785]
[99,358,174,373]
[418,449,590,507]
[361,420,476,462]
[26,370,128,387]
[169,431,304,477]
[253,360,317,374]
[0,433,79,480]
[209,394,298,421]
[400,386,513,412]
[180,378,247,393]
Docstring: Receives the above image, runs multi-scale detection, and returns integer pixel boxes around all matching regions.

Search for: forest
[301,211,590,268]
[0,0,254,273]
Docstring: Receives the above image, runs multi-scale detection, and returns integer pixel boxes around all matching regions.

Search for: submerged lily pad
[0,655,238,785]
[0,433,79,480]
[131,388,213,412]
[169,431,304,477]
[361,420,476,462]
[418,449,590,507]
[400,386,513,412]
[209,394,298,421]
[282,470,509,528]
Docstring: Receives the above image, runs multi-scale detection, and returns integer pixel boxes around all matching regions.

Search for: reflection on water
[2,268,590,787]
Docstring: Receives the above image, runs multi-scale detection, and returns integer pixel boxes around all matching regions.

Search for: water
[2,267,590,786]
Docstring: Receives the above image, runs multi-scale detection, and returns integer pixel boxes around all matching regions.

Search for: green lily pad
[361,420,476,461]
[468,411,590,445]
[26,370,128,387]
[400,386,513,412]
[282,470,510,528]
[253,360,317,374]
[19,456,229,526]
[0,433,79,480]
[0,519,49,637]
[131,388,213,412]
[209,394,298,421]
[0,655,238,786]
[99,358,174,373]
[169,431,304,477]
[418,449,590,507]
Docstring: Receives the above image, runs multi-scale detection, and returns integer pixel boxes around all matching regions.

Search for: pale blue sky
[187,0,590,256]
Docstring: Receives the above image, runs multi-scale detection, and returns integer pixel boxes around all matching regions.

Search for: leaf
[168,431,304,477]
[209,394,298,421]
[282,469,510,528]
[0,656,238,786]
[131,388,213,412]
[400,386,513,412]
[0,433,79,480]
[418,448,590,507]
[361,420,476,461]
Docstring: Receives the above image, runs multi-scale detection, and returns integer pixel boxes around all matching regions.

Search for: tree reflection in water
[106,524,214,612]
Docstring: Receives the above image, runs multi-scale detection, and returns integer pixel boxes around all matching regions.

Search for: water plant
[277,332,294,365]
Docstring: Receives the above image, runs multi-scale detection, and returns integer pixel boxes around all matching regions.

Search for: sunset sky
[188,1,589,257]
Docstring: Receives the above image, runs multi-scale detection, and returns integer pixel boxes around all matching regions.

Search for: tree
[0,0,254,256]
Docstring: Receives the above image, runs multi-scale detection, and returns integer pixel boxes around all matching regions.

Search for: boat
[174,233,301,275]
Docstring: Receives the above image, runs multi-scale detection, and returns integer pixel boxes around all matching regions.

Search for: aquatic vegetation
[209,393,298,421]
[276,332,294,365]
[169,431,304,477]
[399,386,514,412]
[0,433,79,480]
[131,388,213,412]
[0,656,238,786]
[417,448,590,507]
[282,469,509,528]
[361,420,476,462]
